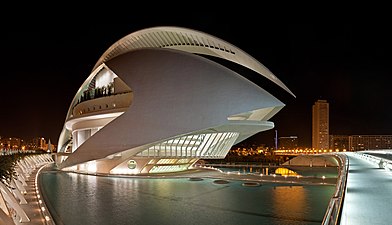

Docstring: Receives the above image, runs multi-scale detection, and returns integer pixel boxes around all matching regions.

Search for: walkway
[14,167,46,225]
[340,152,392,225]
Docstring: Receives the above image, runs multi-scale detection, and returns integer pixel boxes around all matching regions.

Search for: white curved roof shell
[93,26,295,97]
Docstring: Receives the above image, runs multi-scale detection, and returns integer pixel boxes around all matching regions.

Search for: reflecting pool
[40,170,335,225]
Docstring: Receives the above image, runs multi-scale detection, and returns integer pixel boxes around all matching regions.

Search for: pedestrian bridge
[322,150,392,225]
[339,151,392,225]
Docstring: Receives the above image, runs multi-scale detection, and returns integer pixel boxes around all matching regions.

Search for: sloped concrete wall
[283,154,339,167]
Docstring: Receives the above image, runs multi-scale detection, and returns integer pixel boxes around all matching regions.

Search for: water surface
[40,171,334,225]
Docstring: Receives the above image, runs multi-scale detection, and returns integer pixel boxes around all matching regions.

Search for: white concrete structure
[56,26,294,175]
[283,154,340,167]
[0,154,54,224]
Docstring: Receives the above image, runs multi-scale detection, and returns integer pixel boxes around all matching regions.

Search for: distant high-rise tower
[312,99,329,150]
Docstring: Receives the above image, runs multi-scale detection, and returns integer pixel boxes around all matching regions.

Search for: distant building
[44,139,56,152]
[312,99,329,150]
[330,135,349,150]
[27,137,47,150]
[0,137,23,150]
[349,135,392,151]
[278,136,298,149]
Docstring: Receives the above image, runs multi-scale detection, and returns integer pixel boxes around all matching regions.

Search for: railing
[322,153,349,225]
[71,91,132,118]
[356,150,392,170]
[0,149,39,156]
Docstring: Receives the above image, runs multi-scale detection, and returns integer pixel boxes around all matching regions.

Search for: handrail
[357,151,392,170]
[322,153,349,225]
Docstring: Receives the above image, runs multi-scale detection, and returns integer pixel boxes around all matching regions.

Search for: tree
[0,154,23,189]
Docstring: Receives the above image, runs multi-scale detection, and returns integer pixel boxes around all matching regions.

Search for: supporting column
[0,182,30,223]
[10,180,27,204]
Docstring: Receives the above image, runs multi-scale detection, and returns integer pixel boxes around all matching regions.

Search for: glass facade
[136,132,239,158]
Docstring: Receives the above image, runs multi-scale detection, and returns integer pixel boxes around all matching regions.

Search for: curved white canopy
[93,26,295,97]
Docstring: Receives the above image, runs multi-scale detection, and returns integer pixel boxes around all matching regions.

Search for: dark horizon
[2,16,392,148]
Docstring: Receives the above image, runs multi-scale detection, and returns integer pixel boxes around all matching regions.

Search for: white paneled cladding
[136,132,239,158]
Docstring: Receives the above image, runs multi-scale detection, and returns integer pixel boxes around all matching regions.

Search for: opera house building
[56,26,294,175]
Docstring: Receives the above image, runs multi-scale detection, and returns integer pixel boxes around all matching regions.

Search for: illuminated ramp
[340,152,392,225]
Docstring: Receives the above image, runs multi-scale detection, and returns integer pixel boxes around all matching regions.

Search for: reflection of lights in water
[41,171,336,224]
[274,167,299,176]
[272,185,306,221]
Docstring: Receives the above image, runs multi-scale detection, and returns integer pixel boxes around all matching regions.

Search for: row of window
[77,103,117,116]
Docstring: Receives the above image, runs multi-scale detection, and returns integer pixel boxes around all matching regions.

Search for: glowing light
[110,168,139,175]
[274,167,299,176]
[87,161,97,173]
[45,216,50,221]
[63,165,77,171]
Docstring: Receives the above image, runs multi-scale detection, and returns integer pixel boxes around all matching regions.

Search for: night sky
[1,14,392,147]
